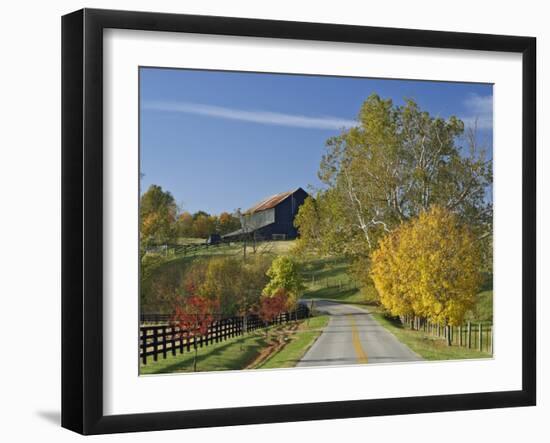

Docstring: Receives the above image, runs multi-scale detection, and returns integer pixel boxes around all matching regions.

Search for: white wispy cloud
[461,93,493,130]
[143,101,357,130]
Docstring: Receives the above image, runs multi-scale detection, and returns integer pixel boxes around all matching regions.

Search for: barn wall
[266,188,309,239]
[230,188,309,241]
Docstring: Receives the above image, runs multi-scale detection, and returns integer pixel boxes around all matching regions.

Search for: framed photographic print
[61,8,536,435]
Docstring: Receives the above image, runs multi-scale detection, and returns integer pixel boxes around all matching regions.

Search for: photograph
[138,68,494,375]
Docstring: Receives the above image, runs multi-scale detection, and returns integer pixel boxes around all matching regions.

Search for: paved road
[297,300,422,367]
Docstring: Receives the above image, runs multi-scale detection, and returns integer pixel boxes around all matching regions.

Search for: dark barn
[223,188,309,241]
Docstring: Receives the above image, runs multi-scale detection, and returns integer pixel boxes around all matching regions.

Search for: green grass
[366,305,492,360]
[144,240,298,275]
[176,237,207,245]
[299,256,365,303]
[257,315,329,369]
[140,330,270,375]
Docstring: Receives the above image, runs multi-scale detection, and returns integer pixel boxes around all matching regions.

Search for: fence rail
[140,304,310,365]
[145,240,232,257]
[140,313,172,324]
[400,314,493,354]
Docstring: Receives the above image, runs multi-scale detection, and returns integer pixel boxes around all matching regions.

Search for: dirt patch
[245,323,300,369]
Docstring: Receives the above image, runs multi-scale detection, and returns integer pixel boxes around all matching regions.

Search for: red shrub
[172,295,218,338]
[258,289,289,324]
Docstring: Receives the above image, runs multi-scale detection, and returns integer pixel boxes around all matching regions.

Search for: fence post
[153,328,158,362]
[479,323,483,352]
[162,327,167,359]
[171,327,176,356]
[141,329,147,365]
[467,322,472,349]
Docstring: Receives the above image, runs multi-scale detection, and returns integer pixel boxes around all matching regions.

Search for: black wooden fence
[140,304,310,365]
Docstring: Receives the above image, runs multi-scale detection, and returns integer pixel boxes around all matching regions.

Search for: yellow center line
[348,315,368,364]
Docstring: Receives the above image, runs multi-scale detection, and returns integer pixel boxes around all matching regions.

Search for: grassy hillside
[141,239,300,313]
[143,238,492,323]
[299,256,370,304]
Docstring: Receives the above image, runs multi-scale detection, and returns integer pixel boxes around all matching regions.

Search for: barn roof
[246,188,303,214]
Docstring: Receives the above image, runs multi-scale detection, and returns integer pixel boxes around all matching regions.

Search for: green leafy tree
[263,256,305,309]
[140,185,177,248]
[199,256,243,316]
[297,94,492,258]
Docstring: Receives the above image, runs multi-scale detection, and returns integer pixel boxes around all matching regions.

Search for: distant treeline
[140,184,241,248]
[177,210,241,239]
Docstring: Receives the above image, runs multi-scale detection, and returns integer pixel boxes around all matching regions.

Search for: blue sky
[140,68,493,215]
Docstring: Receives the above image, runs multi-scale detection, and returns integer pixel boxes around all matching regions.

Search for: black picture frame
[61,8,536,435]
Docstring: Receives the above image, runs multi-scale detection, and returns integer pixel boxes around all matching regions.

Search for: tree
[192,214,216,238]
[294,190,350,256]
[293,196,321,254]
[263,256,305,309]
[176,211,194,238]
[258,289,289,336]
[297,94,492,258]
[140,185,177,248]
[235,208,249,259]
[179,256,270,320]
[370,206,483,342]
[192,210,210,220]
[238,256,271,331]
[171,295,218,371]
[144,264,184,313]
[199,256,243,317]
[218,212,241,235]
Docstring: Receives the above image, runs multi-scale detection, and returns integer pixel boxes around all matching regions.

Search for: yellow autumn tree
[370,206,482,327]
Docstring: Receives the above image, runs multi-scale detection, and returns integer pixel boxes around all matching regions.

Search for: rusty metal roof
[246,189,298,214]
